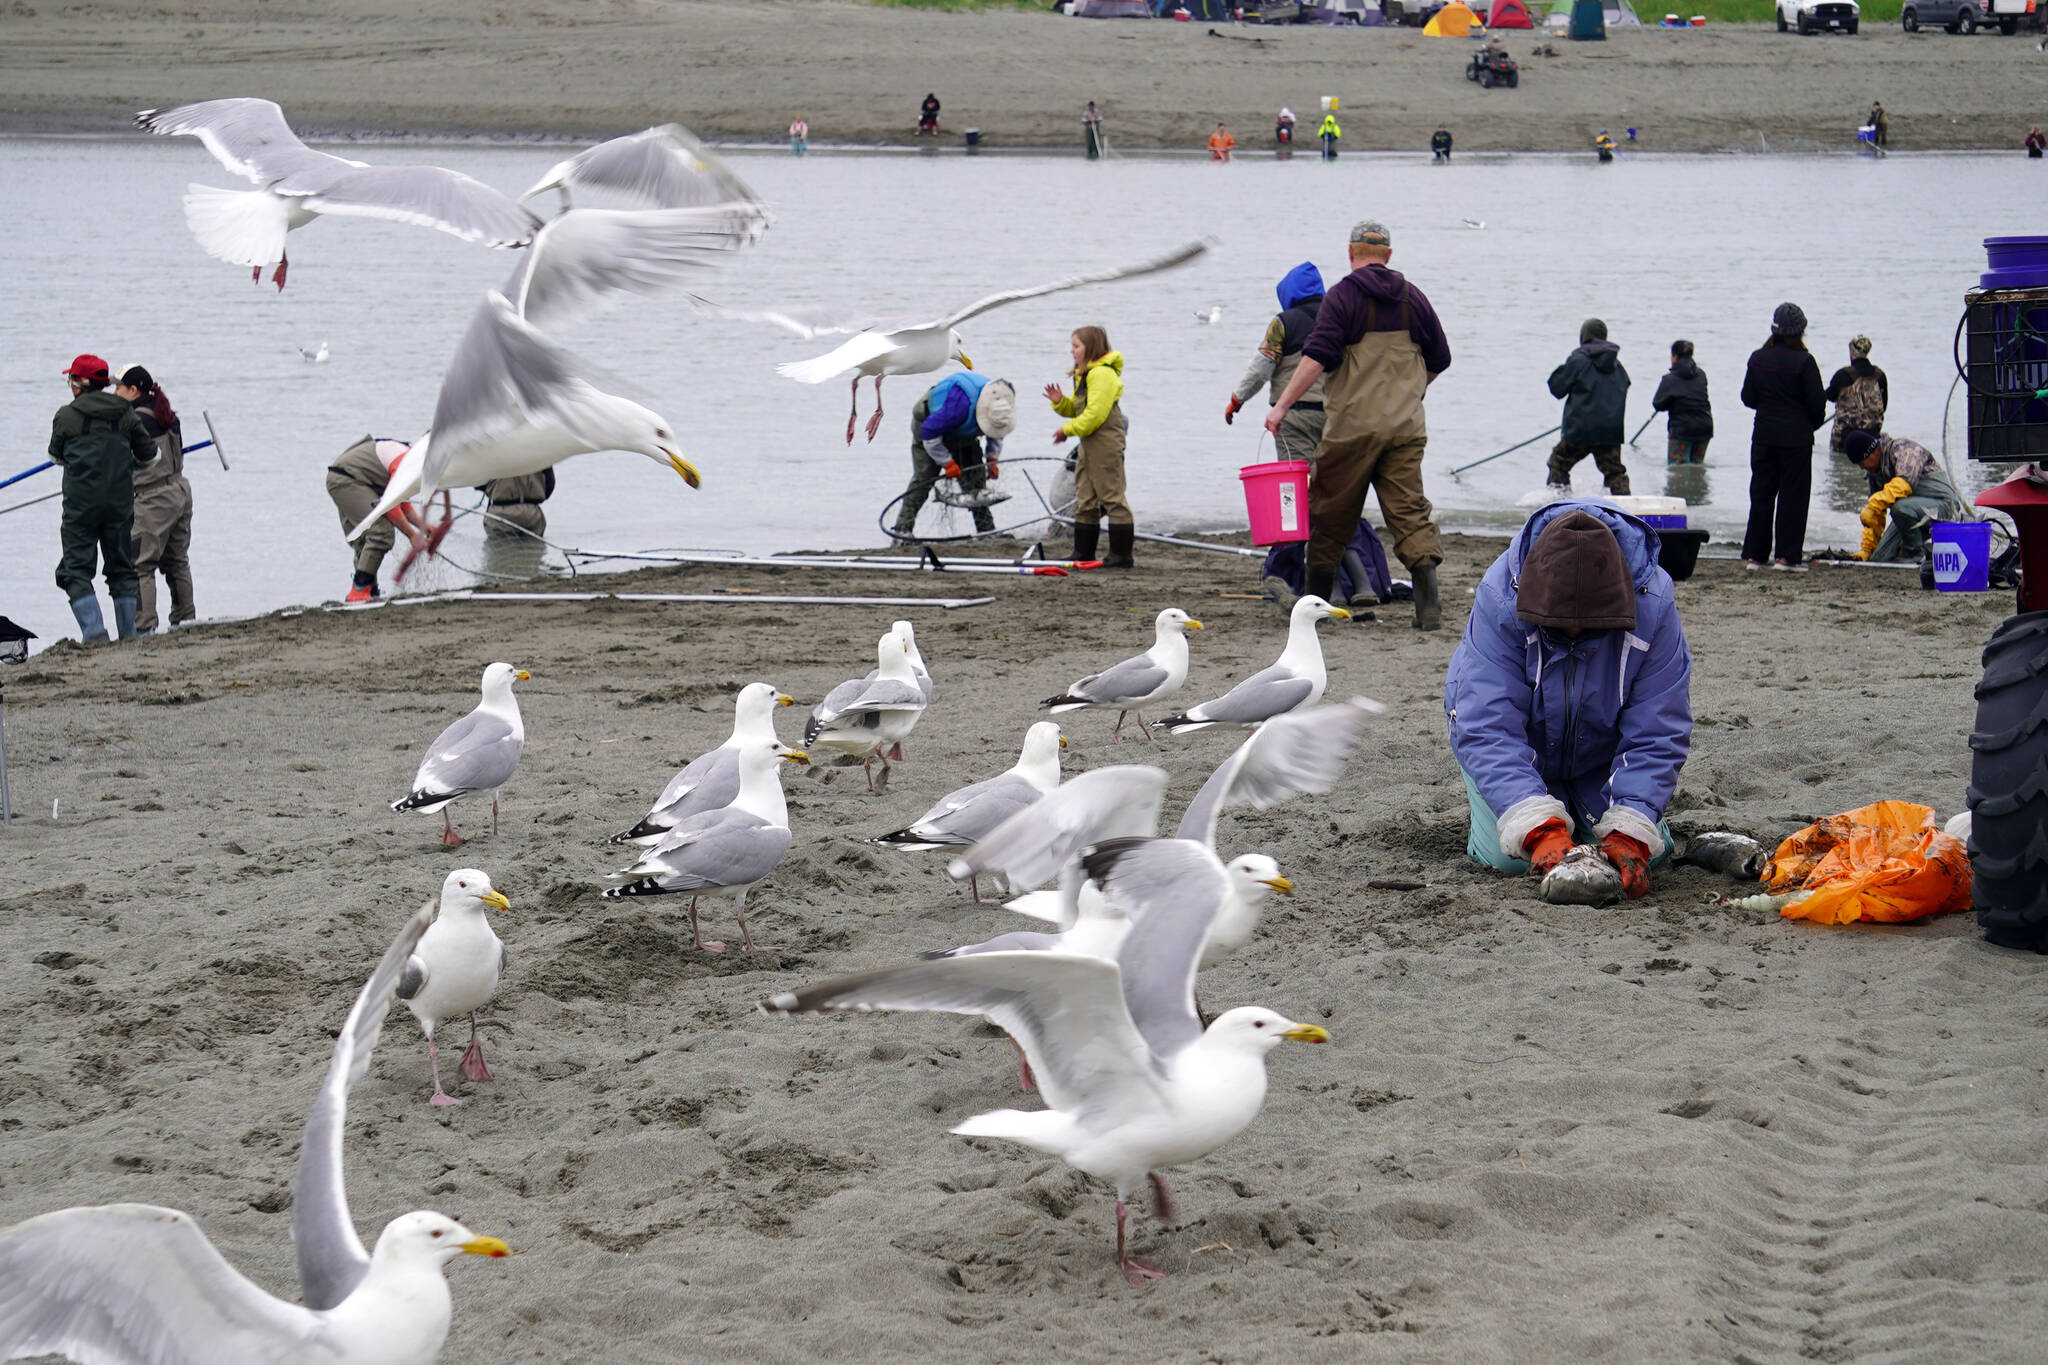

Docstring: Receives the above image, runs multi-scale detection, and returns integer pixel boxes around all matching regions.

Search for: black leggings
[1741,441,1814,565]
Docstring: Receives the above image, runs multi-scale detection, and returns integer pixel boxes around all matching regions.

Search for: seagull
[695,237,1210,443]
[344,199,771,541]
[1157,595,1349,734]
[0,1205,507,1364]
[1194,304,1223,325]
[295,895,437,1308]
[809,632,929,792]
[759,853,1329,1286]
[391,662,527,846]
[1461,217,1487,230]
[609,682,795,845]
[297,340,330,363]
[804,620,933,746]
[602,739,810,952]
[136,97,539,289]
[519,122,764,213]
[395,870,512,1107]
[1041,606,1202,743]
[872,721,1067,903]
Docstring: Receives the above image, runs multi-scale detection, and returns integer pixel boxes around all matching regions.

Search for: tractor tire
[1967,611,2048,953]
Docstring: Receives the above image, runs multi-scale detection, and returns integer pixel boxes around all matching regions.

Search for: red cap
[64,354,110,380]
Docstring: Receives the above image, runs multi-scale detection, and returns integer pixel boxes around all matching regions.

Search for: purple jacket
[1301,263,1452,377]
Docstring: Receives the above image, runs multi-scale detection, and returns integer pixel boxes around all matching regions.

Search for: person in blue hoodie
[1224,261,1329,466]
[891,371,1017,539]
[1444,501,1692,900]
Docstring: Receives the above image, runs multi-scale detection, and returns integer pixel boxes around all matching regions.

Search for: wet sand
[3,0,2045,152]
[4,533,2045,1362]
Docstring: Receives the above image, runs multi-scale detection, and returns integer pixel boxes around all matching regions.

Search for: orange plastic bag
[1763,801,1972,925]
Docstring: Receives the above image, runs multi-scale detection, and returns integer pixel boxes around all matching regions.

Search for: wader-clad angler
[50,354,157,642]
[118,364,196,633]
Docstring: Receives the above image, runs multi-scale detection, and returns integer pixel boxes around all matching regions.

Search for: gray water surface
[0,139,2021,649]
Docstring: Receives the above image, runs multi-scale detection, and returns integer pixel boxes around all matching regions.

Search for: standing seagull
[873,721,1067,903]
[395,870,511,1108]
[759,852,1328,1286]
[136,98,539,289]
[603,740,810,952]
[804,620,932,746]
[1041,606,1202,743]
[810,632,929,792]
[697,237,1210,443]
[1157,595,1349,734]
[391,662,528,846]
[610,682,795,845]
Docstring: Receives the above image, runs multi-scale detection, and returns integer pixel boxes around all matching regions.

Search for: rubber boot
[1412,560,1443,632]
[112,597,139,641]
[1304,567,1338,606]
[1072,520,1101,564]
[1104,523,1136,569]
[70,595,107,643]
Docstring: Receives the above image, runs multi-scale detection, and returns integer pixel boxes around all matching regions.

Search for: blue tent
[1570,0,1606,37]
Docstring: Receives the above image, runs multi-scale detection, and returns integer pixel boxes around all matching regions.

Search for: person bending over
[894,372,1016,539]
[1844,430,1962,564]
[1445,502,1692,901]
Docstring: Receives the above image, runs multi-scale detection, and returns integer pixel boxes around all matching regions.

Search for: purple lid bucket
[1982,236,2048,291]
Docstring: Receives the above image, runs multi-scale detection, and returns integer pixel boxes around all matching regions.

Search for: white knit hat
[975,379,1017,440]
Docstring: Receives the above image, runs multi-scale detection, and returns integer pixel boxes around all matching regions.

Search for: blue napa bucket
[1931,521,1991,592]
[1981,236,2048,290]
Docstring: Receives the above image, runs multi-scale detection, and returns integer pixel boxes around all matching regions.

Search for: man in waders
[325,435,433,602]
[49,355,157,642]
[1264,220,1453,630]
[1084,102,1103,159]
[1318,109,1342,159]
[892,373,1017,539]
[480,469,555,578]
[1546,318,1632,495]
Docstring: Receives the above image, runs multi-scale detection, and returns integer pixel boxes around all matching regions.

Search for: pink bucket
[1240,459,1311,545]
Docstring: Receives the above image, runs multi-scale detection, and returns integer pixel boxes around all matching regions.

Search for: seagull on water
[696,237,1211,443]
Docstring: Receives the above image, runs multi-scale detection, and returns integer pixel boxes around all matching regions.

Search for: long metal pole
[1448,425,1562,479]
[1626,411,1657,449]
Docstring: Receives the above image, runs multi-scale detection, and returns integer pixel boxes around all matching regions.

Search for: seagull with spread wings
[698,237,1212,443]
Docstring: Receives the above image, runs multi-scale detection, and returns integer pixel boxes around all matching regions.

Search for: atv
[1466,49,1520,88]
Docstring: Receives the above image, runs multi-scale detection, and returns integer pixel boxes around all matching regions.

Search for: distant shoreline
[6,3,2045,154]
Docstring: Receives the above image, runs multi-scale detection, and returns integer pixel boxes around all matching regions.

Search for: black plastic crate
[1964,286,2048,463]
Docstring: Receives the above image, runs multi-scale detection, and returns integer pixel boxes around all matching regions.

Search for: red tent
[1489,0,1535,25]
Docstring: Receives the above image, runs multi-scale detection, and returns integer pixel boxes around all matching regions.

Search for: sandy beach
[3,532,2044,1362]
[3,0,2045,152]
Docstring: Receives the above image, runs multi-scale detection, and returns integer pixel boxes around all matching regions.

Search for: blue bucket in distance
[1931,521,1991,592]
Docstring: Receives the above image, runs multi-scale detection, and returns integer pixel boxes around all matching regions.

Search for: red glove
[1598,831,1653,900]
[986,455,999,480]
[942,460,962,479]
[1224,395,1242,425]
[1524,818,1574,876]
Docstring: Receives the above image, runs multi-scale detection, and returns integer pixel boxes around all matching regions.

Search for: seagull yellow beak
[1185,620,1204,631]
[782,749,811,766]
[958,353,974,371]
[1280,1022,1329,1044]
[479,889,511,912]
[1058,735,1069,749]
[459,1237,510,1258]
[662,448,702,489]
[1328,607,1352,621]
[776,693,795,707]
[1260,876,1294,896]
[513,669,531,682]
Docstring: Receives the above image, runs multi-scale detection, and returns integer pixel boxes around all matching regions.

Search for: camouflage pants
[1547,441,1630,495]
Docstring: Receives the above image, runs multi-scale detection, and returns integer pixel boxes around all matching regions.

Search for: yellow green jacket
[1052,351,1125,438]
[1318,115,1341,139]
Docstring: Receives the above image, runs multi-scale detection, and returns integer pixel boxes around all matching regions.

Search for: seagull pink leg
[491,797,500,839]
[272,251,288,291]
[865,376,886,441]
[689,897,726,954]
[1112,710,1128,743]
[426,1037,462,1107]
[1116,1199,1164,1284]
[458,1013,492,1082]
[1149,1172,1179,1226]
[1014,1039,1036,1093]
[442,810,465,848]
[846,375,860,445]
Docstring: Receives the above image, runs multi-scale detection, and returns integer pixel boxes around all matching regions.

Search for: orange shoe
[345,584,378,603]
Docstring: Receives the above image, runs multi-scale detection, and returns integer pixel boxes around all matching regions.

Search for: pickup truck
[1901,0,2041,32]
[1777,0,1859,32]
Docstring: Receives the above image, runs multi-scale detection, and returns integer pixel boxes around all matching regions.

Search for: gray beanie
[1771,302,1808,339]
[1580,318,1608,344]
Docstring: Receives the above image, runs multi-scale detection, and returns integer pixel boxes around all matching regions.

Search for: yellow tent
[1423,1,1482,34]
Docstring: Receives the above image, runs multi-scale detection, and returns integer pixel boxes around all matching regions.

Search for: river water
[0,138,2022,650]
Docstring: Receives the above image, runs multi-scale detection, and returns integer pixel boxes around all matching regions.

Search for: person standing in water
[1431,126,1453,162]
[1208,123,1236,161]
[1824,334,1888,456]
[116,364,195,633]
[789,116,808,155]
[1546,319,1632,495]
[1651,340,1712,467]
[1083,101,1103,159]
[1738,302,1827,570]
[1046,327,1134,568]
[1318,108,1342,159]
[50,354,156,642]
[1595,129,1616,162]
[2028,126,2045,158]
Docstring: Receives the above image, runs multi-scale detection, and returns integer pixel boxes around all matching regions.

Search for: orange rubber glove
[986,455,999,480]
[1225,395,1242,425]
[1524,818,1574,876]
[1598,831,1653,900]
[942,460,962,480]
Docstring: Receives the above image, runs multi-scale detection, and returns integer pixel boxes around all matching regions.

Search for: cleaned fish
[1539,845,1623,905]
[1678,831,1769,881]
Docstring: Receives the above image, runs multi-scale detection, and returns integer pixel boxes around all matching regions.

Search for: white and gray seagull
[1157,594,1350,734]
[136,97,540,289]
[391,662,527,846]
[395,870,513,1108]
[759,849,1329,1286]
[1041,606,1202,744]
[519,122,765,213]
[804,620,933,747]
[872,720,1066,903]
[809,632,929,792]
[610,682,796,846]
[696,237,1211,443]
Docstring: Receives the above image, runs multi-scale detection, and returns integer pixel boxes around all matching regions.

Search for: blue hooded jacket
[1444,500,1691,847]
[918,370,993,442]
[1276,261,1324,312]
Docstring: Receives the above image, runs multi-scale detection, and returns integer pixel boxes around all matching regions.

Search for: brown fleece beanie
[1516,511,1637,632]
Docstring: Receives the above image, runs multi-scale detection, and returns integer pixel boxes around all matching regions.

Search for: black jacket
[1740,342,1825,447]
[1548,340,1630,445]
[1651,356,1713,441]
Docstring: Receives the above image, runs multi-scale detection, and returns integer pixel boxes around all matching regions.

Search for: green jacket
[49,390,156,506]
[1052,352,1125,439]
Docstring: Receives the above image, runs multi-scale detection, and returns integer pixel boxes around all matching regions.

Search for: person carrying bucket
[1843,430,1962,564]
[1224,261,1328,466]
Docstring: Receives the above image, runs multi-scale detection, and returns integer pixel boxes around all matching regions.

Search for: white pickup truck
[1777,0,1860,33]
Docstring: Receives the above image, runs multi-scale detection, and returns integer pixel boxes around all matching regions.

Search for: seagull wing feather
[936,237,1213,329]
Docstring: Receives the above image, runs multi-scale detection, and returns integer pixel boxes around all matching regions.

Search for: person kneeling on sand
[1444,502,1692,901]
[1843,430,1962,564]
